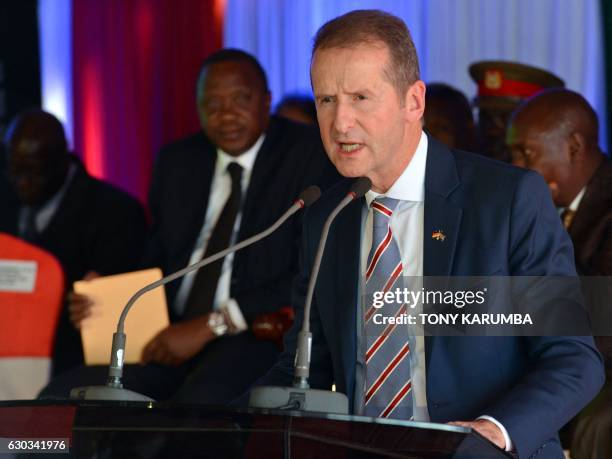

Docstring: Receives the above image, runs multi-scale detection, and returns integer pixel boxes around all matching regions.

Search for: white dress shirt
[173,135,264,331]
[558,186,586,215]
[355,131,513,451]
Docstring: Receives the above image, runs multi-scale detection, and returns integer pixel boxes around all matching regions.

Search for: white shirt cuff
[477,415,513,452]
[219,298,248,334]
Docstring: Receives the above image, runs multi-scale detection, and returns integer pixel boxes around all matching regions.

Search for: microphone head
[348,177,372,199]
[296,186,322,208]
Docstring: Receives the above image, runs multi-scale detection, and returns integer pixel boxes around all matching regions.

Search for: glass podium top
[0,400,511,458]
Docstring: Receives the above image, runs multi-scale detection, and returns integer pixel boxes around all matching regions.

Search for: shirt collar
[20,161,77,232]
[27,161,77,214]
[216,134,265,173]
[365,131,428,206]
[568,186,586,212]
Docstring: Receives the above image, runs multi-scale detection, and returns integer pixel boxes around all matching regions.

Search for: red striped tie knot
[372,201,393,217]
[372,197,400,218]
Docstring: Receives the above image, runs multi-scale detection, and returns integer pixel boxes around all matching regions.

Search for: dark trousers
[39,332,279,405]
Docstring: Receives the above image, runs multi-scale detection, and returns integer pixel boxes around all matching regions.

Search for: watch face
[208,312,228,336]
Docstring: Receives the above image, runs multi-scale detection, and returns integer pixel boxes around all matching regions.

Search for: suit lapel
[568,161,612,250]
[423,194,462,277]
[182,138,216,264]
[422,138,463,370]
[194,146,215,220]
[238,121,282,239]
[423,140,462,278]
[34,158,92,247]
[331,195,362,402]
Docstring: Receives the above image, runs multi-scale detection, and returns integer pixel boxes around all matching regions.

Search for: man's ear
[568,131,586,162]
[404,80,426,123]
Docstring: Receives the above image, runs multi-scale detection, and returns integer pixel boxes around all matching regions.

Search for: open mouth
[337,142,364,154]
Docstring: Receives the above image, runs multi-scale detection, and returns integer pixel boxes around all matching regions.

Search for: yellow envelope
[75,268,169,365]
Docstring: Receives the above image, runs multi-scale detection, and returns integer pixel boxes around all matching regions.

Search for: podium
[0,400,511,458]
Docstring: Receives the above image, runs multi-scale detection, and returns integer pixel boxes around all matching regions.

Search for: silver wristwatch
[207,311,228,336]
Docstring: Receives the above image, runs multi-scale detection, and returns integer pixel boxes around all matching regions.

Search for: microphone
[70,186,321,401]
[249,177,372,414]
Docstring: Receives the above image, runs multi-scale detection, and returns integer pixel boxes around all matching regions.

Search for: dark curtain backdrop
[603,0,612,152]
[72,0,223,203]
[0,1,40,137]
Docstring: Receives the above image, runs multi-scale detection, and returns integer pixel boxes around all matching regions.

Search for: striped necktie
[363,197,413,419]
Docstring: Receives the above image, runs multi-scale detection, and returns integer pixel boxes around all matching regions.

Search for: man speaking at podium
[258,10,604,458]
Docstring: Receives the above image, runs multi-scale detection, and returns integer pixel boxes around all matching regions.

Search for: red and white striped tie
[363,197,412,419]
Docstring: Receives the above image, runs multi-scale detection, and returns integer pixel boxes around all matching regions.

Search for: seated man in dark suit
[507,89,612,459]
[507,89,611,275]
[423,83,476,151]
[253,10,604,459]
[42,49,339,404]
[0,110,147,375]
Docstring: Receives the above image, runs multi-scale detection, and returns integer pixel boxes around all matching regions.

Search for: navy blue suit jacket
[261,137,604,459]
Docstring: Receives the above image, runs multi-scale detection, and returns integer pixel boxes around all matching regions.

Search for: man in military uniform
[469,60,564,162]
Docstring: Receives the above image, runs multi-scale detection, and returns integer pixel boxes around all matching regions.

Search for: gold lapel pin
[432,230,446,241]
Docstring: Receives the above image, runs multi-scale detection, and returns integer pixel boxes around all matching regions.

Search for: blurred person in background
[423,82,475,151]
[470,60,564,163]
[275,94,318,126]
[0,109,147,375]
